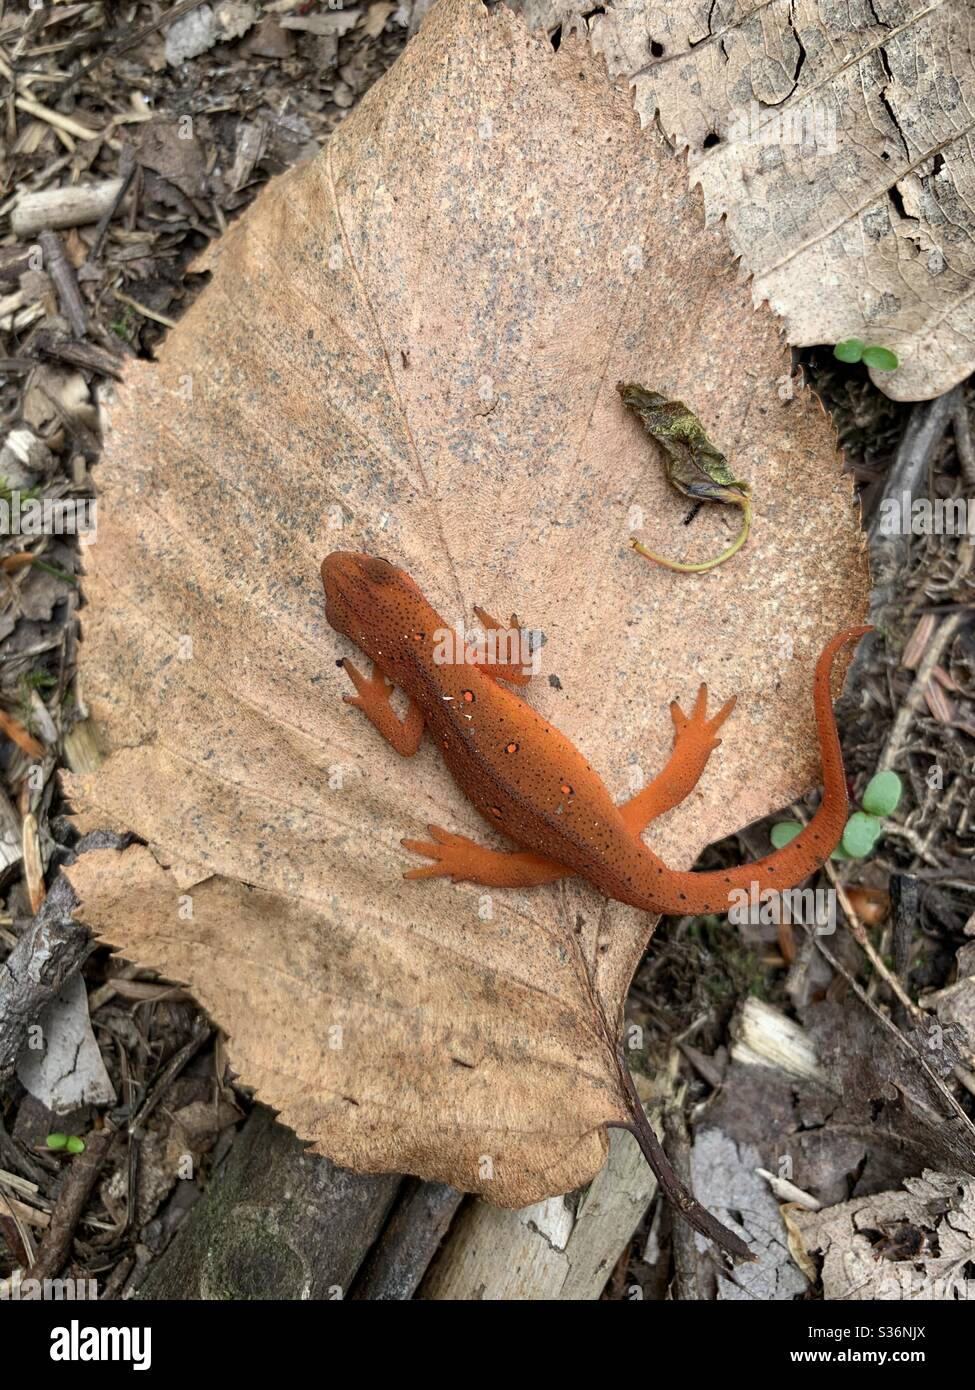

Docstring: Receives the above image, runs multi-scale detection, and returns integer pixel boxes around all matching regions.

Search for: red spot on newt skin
[321,551,871,915]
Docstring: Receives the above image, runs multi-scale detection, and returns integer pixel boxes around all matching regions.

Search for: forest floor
[1,0,973,1301]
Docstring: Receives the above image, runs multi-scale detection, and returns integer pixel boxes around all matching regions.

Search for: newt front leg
[340,658,425,757]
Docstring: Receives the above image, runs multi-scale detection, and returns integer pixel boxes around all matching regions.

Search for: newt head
[321,551,436,678]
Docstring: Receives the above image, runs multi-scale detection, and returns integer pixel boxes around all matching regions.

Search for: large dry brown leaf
[66,0,869,1206]
[585,0,975,401]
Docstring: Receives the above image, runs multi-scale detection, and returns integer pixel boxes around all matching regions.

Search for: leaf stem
[610,1050,755,1264]
[631,492,752,574]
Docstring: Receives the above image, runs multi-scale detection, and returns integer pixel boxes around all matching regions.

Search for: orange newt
[322,551,870,913]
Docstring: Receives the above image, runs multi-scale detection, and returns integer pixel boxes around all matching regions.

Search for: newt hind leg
[402,825,571,887]
[401,686,735,888]
[619,684,735,834]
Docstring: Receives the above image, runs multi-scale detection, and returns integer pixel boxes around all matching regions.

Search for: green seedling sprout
[833,340,899,372]
[771,769,902,863]
[46,1133,86,1155]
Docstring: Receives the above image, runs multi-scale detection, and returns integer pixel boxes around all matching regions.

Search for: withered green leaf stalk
[619,382,752,573]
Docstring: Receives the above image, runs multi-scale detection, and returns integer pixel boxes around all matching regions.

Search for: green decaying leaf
[618,382,751,573]
[862,770,903,817]
[619,384,746,501]
[770,821,802,849]
[842,812,883,858]
[861,345,899,372]
[833,339,865,363]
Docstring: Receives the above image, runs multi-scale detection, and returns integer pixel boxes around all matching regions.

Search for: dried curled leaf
[64,0,869,1207]
[618,383,751,572]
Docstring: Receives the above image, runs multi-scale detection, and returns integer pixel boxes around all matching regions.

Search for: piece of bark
[10,181,125,237]
[135,1104,401,1300]
[890,874,920,1032]
[866,387,961,628]
[34,331,125,381]
[37,230,88,337]
[663,1104,703,1300]
[418,1127,657,1300]
[0,245,35,288]
[350,1179,463,1300]
[0,784,23,885]
[0,875,91,1086]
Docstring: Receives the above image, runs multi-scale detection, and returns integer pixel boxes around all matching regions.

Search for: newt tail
[638,624,870,914]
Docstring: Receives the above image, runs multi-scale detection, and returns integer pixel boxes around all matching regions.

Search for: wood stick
[135,1104,401,1300]
[350,1180,463,1299]
[29,1127,117,1281]
[87,145,136,262]
[419,1124,659,1299]
[11,180,125,237]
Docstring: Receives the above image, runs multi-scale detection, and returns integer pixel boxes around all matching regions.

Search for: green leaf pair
[771,769,903,862]
[833,339,899,371]
[46,1133,86,1155]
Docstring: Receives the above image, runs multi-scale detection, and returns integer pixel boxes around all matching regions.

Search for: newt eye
[505,742,519,754]
[489,805,503,818]
[462,689,475,703]
[560,783,574,796]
